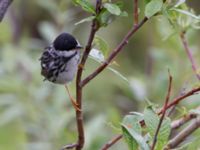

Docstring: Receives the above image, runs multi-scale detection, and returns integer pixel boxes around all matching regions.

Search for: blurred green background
[0,0,200,150]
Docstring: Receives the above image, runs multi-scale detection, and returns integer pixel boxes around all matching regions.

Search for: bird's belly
[55,69,76,84]
[54,55,79,84]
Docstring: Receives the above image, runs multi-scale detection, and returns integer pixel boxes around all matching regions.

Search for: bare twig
[81,17,148,87]
[159,86,200,115]
[139,86,200,128]
[151,71,172,150]
[180,31,200,81]
[0,0,13,22]
[101,135,123,150]
[133,0,139,26]
[165,117,200,149]
[171,113,197,129]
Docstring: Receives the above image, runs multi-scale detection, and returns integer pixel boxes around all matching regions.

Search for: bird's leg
[64,85,81,112]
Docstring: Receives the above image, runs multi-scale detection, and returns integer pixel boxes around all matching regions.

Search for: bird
[39,32,83,111]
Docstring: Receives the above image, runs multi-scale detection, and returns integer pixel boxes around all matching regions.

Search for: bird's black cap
[53,33,81,51]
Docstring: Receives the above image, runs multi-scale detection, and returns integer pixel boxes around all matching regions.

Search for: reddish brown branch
[159,86,200,115]
[134,0,139,26]
[180,31,200,81]
[74,1,102,150]
[151,72,172,150]
[101,135,123,150]
[81,17,148,87]
[165,117,200,149]
[139,85,200,129]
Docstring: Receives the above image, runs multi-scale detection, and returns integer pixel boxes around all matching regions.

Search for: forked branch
[151,71,172,150]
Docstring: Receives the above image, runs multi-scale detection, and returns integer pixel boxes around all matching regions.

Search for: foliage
[0,0,200,150]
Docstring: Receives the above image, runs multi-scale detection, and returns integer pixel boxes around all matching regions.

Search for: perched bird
[39,33,82,111]
[40,32,82,84]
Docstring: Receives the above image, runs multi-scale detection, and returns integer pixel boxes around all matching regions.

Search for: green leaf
[94,36,109,57]
[89,49,129,83]
[122,115,150,150]
[120,11,128,17]
[144,106,171,150]
[98,9,114,27]
[145,0,163,18]
[103,3,121,16]
[171,8,200,20]
[75,16,96,25]
[175,0,186,7]
[122,126,138,150]
[73,0,96,14]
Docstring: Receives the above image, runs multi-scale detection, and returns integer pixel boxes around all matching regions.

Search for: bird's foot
[64,85,81,112]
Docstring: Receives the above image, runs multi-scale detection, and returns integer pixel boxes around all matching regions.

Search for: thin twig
[0,0,13,22]
[101,135,123,150]
[140,86,200,127]
[159,86,200,115]
[180,31,200,81]
[133,0,139,26]
[81,17,148,87]
[171,113,197,129]
[151,71,172,150]
[74,1,102,150]
[165,117,200,149]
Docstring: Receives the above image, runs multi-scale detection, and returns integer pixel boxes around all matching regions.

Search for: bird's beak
[76,45,83,49]
[76,43,83,49]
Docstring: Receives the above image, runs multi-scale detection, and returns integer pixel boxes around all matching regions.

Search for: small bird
[40,32,82,84]
[39,33,82,111]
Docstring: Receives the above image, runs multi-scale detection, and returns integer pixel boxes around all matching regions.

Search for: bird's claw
[64,85,82,112]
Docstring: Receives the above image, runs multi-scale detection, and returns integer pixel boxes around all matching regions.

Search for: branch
[73,1,102,150]
[139,86,200,128]
[151,71,172,150]
[0,0,13,22]
[133,0,138,26]
[165,117,200,149]
[100,135,123,150]
[171,112,197,129]
[180,31,200,81]
[159,86,200,115]
[81,17,148,87]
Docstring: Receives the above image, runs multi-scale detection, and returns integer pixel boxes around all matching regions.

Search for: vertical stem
[75,84,84,150]
[75,1,102,149]
[180,31,200,81]
[151,71,172,150]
